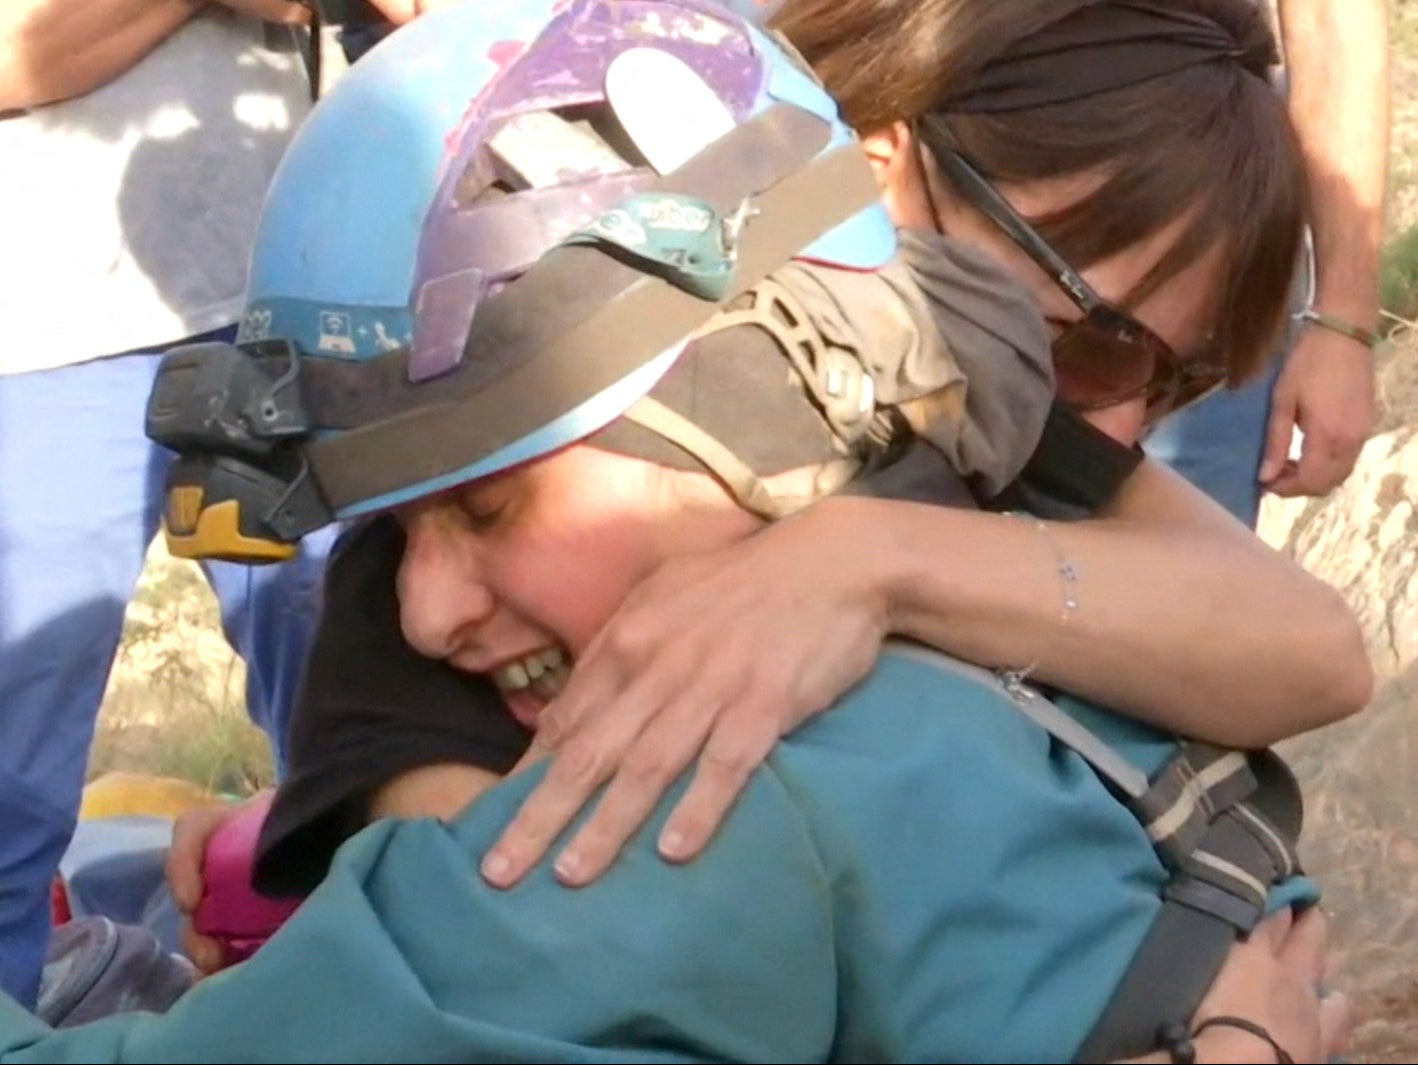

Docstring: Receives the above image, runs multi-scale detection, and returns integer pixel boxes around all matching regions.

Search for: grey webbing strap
[290,103,833,428]
[1134,743,1255,863]
[309,142,881,511]
[1074,749,1304,1063]
[887,645,1152,798]
[881,646,1304,1064]
[888,643,1305,1063]
[1072,804,1301,1062]
[1072,893,1234,1063]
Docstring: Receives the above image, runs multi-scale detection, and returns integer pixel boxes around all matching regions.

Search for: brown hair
[772,0,1308,384]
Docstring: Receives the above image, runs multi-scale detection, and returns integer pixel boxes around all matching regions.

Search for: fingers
[1278,905,1329,988]
[1261,332,1374,497]
[1251,905,1294,952]
[1266,432,1356,498]
[1258,393,1298,486]
[166,801,241,914]
[180,921,227,978]
[657,698,780,864]
[551,695,720,885]
[480,666,670,888]
[1318,990,1352,1061]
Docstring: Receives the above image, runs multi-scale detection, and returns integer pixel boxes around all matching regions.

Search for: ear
[861,121,935,230]
[859,120,913,181]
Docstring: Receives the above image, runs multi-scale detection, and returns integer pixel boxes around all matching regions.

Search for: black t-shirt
[988,402,1144,519]
[253,516,531,896]
[255,401,1141,896]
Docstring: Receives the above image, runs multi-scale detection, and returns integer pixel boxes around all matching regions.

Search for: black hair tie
[1157,1016,1296,1064]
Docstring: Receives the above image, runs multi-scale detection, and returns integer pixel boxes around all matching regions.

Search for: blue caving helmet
[145,0,895,559]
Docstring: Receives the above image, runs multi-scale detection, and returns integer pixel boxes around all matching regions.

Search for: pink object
[192,792,302,966]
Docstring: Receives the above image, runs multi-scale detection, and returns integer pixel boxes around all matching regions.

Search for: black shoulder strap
[895,649,1305,1065]
[1072,744,1303,1063]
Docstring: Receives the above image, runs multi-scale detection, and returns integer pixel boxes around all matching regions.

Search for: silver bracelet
[1294,307,1380,350]
[998,513,1080,686]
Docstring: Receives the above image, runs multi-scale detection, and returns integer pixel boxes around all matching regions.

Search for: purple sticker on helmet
[410,268,488,382]
[410,0,764,381]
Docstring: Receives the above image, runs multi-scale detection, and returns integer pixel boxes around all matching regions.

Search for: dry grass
[91,539,273,797]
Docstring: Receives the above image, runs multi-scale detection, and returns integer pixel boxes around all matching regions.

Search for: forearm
[853,463,1370,746]
[0,0,204,111]
[370,762,503,822]
[1281,0,1389,328]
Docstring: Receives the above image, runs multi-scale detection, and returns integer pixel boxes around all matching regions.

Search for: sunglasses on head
[924,144,1228,418]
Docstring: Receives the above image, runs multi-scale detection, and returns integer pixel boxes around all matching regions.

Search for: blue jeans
[1142,356,1284,529]
[0,341,335,1007]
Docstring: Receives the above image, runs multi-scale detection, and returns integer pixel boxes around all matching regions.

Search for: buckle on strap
[1134,743,1256,864]
[1136,742,1302,930]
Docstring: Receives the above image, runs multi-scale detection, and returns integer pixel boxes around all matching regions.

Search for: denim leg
[0,354,168,1007]
[200,525,336,775]
[1142,356,1285,529]
[2,337,334,1004]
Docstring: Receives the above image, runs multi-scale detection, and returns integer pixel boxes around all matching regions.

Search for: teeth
[530,662,571,701]
[493,647,568,693]
[494,661,530,690]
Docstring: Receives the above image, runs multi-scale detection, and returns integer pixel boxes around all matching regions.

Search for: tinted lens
[1051,305,1225,416]
[1150,360,1229,418]
[1050,309,1164,410]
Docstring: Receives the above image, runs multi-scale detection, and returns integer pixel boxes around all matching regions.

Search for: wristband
[1295,307,1380,350]
[1158,1015,1296,1064]
[1192,1016,1295,1065]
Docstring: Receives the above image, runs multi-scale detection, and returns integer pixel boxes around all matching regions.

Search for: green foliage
[1380,224,1418,334]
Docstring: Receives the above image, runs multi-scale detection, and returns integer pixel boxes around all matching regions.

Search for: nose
[396,507,496,661]
[1080,397,1148,447]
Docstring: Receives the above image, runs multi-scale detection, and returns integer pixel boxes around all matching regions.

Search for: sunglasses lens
[1160,364,1228,416]
[1051,307,1227,417]
[1050,317,1159,410]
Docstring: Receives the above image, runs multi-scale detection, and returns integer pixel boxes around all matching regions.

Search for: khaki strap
[622,397,788,520]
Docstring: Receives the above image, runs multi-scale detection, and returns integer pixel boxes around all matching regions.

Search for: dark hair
[772,0,1307,384]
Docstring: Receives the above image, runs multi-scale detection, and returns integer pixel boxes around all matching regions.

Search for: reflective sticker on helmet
[606,47,736,175]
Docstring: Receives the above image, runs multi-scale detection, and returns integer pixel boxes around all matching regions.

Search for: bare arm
[0,0,308,112]
[1282,0,1388,337]
[0,0,203,111]
[476,457,1370,891]
[370,762,502,821]
[882,459,1372,746]
[1260,0,1389,496]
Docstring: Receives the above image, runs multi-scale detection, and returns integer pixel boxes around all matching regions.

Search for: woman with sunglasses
[439,0,1373,892]
[177,0,1371,908]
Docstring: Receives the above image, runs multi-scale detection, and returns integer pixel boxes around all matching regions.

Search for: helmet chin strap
[620,395,861,521]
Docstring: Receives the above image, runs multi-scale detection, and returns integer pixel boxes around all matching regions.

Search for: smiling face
[394,445,758,728]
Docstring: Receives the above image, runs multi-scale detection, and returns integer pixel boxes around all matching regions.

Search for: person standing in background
[0,0,334,1011]
[1141,0,1390,525]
